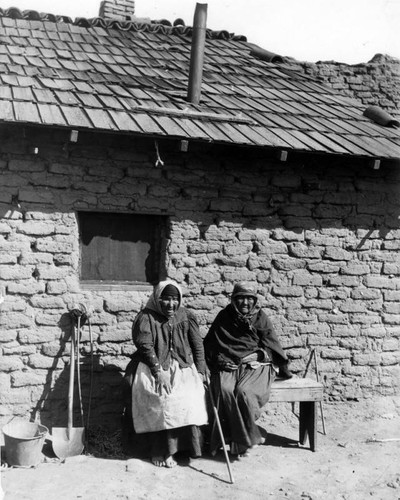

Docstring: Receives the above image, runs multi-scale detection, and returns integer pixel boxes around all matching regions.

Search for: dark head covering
[231,282,258,300]
[231,282,259,320]
[160,284,180,299]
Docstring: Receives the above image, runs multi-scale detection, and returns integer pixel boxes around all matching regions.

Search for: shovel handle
[67,324,76,432]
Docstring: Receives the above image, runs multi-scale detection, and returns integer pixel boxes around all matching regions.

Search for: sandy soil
[1,396,400,500]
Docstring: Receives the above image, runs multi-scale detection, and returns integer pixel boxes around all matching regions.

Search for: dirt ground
[1,395,400,500]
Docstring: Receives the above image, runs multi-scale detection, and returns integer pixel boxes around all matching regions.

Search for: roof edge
[0,6,247,41]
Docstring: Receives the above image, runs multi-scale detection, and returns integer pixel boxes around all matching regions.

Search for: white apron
[131,360,208,434]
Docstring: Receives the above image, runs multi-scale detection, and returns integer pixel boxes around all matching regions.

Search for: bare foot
[151,456,165,467]
[164,455,177,468]
[251,437,266,449]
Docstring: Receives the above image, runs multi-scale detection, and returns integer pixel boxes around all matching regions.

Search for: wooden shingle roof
[0,8,399,160]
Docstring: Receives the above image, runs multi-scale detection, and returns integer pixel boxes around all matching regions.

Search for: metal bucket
[2,419,48,467]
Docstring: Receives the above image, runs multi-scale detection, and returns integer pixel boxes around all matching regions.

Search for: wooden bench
[268,377,324,452]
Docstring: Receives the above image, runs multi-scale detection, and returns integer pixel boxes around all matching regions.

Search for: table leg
[299,401,318,451]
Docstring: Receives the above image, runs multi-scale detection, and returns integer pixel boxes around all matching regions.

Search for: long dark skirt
[122,401,204,458]
[209,364,275,455]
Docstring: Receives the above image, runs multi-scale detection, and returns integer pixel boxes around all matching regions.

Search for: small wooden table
[269,377,324,451]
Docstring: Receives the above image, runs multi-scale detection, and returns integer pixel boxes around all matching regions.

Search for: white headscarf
[145,280,183,317]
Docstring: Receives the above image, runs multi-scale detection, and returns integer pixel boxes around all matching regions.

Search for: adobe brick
[321,348,351,359]
[35,239,73,253]
[292,270,322,286]
[289,242,321,259]
[28,354,57,369]
[340,262,370,275]
[0,388,30,404]
[383,240,400,250]
[383,263,400,275]
[351,288,381,300]
[328,276,359,286]
[3,343,36,356]
[46,281,68,294]
[298,323,330,335]
[272,285,303,297]
[383,314,400,324]
[19,252,53,265]
[380,353,400,365]
[384,290,400,301]
[331,326,360,337]
[11,371,47,387]
[273,257,306,272]
[99,328,132,342]
[318,313,348,324]
[384,303,400,314]
[257,241,288,256]
[272,228,304,241]
[0,329,18,342]
[324,247,352,261]
[307,336,337,346]
[287,310,316,322]
[307,261,341,273]
[18,188,54,204]
[35,265,70,280]
[0,356,24,372]
[8,159,45,172]
[0,265,34,280]
[382,339,399,351]
[305,234,340,246]
[35,312,64,326]
[0,313,32,329]
[0,223,12,234]
[339,301,366,313]
[7,281,46,295]
[247,256,272,271]
[351,313,380,325]
[353,353,381,365]
[364,276,399,289]
[338,338,368,349]
[283,217,317,230]
[104,297,141,313]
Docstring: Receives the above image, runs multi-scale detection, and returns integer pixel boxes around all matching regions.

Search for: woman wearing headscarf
[204,282,292,458]
[122,280,208,468]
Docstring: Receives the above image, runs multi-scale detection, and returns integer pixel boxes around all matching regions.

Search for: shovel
[53,318,85,459]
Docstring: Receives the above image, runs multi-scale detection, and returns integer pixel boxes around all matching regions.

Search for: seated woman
[122,280,208,468]
[204,282,292,459]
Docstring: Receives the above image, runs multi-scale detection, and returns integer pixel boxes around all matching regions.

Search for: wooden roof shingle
[0,7,399,160]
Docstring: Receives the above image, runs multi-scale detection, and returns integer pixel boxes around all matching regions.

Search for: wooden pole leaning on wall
[303,348,326,435]
[313,349,326,435]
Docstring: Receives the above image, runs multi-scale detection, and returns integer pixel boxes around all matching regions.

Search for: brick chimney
[99,0,136,21]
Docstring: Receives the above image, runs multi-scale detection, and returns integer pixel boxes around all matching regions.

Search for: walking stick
[205,374,235,484]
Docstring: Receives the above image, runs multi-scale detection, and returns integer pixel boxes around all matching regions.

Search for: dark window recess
[78,212,166,284]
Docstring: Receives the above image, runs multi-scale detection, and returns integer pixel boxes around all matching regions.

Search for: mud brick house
[0,1,399,431]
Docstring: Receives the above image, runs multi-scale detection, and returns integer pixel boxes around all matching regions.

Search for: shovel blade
[52,427,85,459]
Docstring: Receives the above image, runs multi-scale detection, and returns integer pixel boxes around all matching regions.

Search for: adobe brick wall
[289,54,400,115]
[0,127,399,430]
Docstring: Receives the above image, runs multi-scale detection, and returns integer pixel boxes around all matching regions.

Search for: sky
[0,0,399,64]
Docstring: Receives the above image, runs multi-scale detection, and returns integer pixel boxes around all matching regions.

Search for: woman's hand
[154,369,172,394]
[223,361,239,371]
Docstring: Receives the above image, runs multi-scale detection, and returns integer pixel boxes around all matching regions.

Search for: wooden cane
[206,375,235,484]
